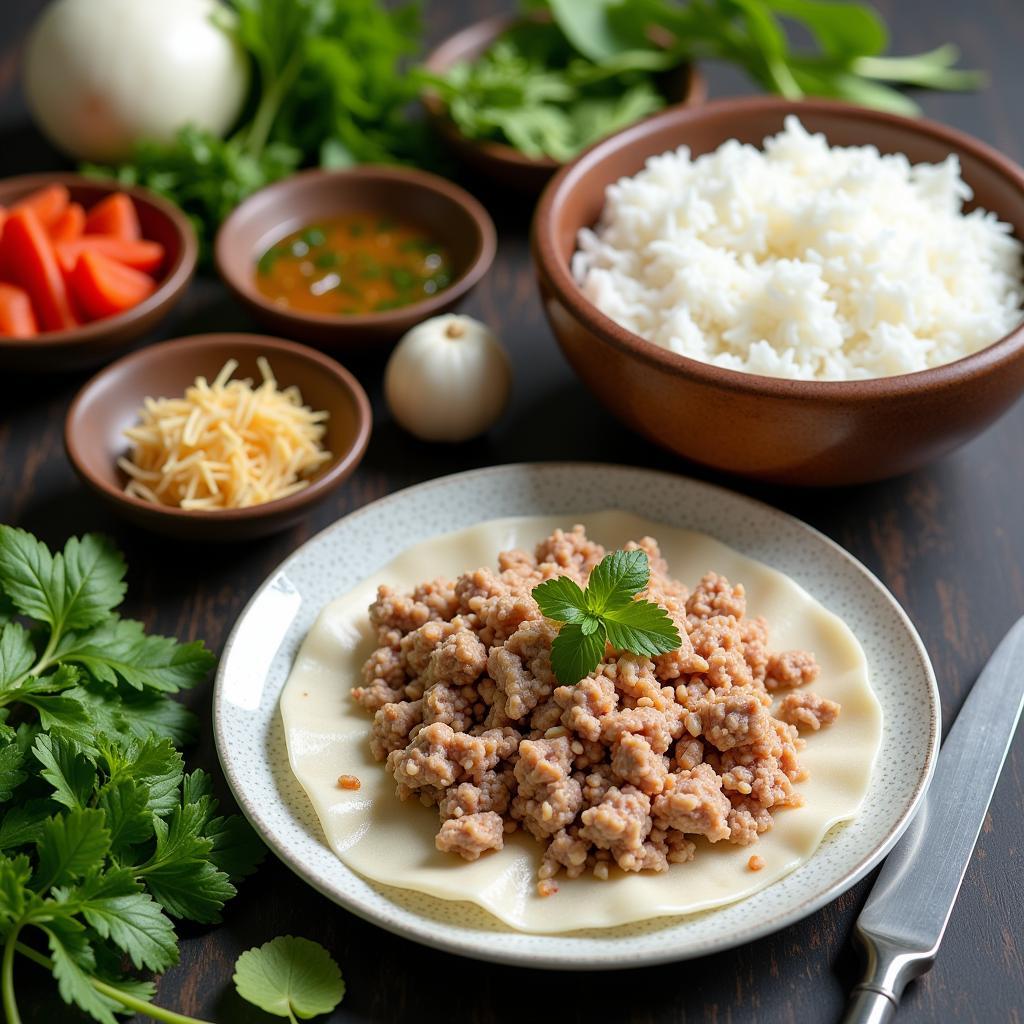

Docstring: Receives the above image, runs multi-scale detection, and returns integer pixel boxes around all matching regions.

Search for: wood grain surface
[1,1,1022,1021]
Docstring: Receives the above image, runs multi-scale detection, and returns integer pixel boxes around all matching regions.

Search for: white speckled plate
[213,463,939,969]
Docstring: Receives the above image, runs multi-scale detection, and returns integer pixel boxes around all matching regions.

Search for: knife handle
[840,929,935,1024]
[840,987,896,1024]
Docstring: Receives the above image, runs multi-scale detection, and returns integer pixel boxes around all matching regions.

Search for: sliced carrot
[70,250,155,320]
[12,184,70,229]
[56,235,164,275]
[1,208,77,331]
[49,202,86,246]
[83,193,141,241]
[0,283,38,338]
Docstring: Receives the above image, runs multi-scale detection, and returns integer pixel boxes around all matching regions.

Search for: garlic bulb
[385,315,512,442]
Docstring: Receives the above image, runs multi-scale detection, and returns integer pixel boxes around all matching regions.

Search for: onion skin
[24,0,250,163]
[385,314,512,443]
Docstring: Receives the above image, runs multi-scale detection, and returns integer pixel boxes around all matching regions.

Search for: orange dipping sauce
[254,212,452,316]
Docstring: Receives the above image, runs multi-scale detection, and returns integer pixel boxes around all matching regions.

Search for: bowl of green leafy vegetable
[421,0,985,195]
[420,10,705,193]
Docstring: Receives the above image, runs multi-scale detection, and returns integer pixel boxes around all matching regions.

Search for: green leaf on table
[0,621,35,690]
[234,935,346,1020]
[136,805,235,922]
[100,736,184,817]
[0,799,55,851]
[0,529,126,633]
[0,853,32,923]
[34,808,111,890]
[44,917,121,1024]
[33,734,96,811]
[96,779,154,855]
[182,770,265,881]
[72,683,199,748]
[0,736,28,802]
[57,617,215,693]
[74,868,180,973]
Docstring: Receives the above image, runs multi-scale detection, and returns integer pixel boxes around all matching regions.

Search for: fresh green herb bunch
[85,0,428,257]
[533,549,681,685]
[434,0,984,161]
[0,526,265,1023]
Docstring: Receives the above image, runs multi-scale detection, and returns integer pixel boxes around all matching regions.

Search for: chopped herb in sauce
[255,212,453,316]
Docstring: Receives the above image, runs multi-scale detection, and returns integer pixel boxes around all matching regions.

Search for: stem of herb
[14,943,215,1024]
[3,925,23,1024]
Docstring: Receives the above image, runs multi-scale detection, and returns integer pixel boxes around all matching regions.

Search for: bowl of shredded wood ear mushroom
[64,332,371,540]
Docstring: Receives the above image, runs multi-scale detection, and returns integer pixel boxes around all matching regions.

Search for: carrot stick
[57,236,164,275]
[49,202,86,245]
[69,250,155,320]
[12,184,70,229]
[1,208,78,331]
[0,283,38,338]
[84,193,141,241]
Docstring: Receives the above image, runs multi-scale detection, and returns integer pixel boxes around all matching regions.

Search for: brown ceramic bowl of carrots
[0,172,197,373]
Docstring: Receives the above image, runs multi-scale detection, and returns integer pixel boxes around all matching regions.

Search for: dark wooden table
[2,1,1023,1021]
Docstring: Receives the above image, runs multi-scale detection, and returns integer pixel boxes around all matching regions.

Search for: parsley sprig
[0,526,270,1024]
[533,549,681,685]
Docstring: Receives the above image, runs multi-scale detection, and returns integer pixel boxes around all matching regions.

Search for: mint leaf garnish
[534,547,681,685]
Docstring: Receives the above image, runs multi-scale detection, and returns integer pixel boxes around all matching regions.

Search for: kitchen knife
[841,614,1024,1024]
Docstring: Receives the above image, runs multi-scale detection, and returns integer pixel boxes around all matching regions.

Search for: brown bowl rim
[533,95,1024,401]
[214,165,497,330]
[0,171,198,353]
[64,332,372,524]
[420,12,706,173]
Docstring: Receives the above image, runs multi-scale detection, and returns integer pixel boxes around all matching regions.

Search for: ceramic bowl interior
[215,167,496,346]
[65,333,371,540]
[0,173,197,371]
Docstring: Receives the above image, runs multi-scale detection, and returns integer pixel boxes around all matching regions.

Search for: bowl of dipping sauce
[215,167,496,349]
[65,333,371,540]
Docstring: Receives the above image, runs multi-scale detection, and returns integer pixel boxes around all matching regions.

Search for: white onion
[24,0,250,163]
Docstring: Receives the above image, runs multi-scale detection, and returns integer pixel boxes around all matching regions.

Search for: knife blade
[840,614,1024,1024]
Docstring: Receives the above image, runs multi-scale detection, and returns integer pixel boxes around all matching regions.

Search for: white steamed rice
[572,116,1024,381]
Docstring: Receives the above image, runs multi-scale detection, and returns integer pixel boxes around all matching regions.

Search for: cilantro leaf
[100,736,184,818]
[531,575,589,623]
[183,770,265,881]
[72,683,199,748]
[43,917,120,1024]
[234,935,346,1020]
[57,618,214,693]
[0,622,35,690]
[550,621,608,687]
[0,529,126,635]
[602,599,681,657]
[33,734,96,811]
[96,780,154,855]
[74,868,179,973]
[0,737,28,803]
[0,853,32,924]
[0,800,54,852]
[34,809,111,890]
[136,806,235,922]
[584,549,650,613]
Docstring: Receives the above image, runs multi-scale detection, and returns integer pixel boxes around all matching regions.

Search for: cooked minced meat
[354,526,840,889]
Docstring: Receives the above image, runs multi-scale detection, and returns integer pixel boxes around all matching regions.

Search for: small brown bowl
[65,333,371,541]
[421,13,706,194]
[533,96,1024,486]
[215,167,496,350]
[0,173,197,373]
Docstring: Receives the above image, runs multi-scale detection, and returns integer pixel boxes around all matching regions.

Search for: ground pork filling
[352,526,840,895]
